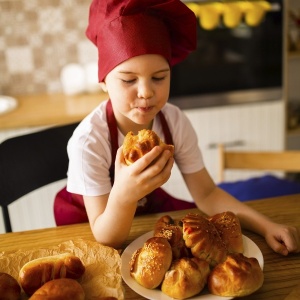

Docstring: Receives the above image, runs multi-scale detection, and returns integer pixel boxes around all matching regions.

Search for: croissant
[208,211,244,254]
[182,213,227,267]
[161,257,210,299]
[123,129,174,165]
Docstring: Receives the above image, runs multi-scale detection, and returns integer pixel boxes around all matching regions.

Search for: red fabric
[86,0,197,81]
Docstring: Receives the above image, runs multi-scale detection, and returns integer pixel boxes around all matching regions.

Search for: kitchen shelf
[288,50,300,59]
[287,127,300,136]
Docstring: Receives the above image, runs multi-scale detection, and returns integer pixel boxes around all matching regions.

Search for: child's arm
[83,146,174,248]
[183,168,300,255]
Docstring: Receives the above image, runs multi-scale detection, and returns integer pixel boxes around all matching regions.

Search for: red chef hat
[86,0,197,82]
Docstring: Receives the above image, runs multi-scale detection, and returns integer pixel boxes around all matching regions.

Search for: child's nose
[137,82,154,99]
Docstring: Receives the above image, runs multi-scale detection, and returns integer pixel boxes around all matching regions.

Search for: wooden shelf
[288,50,300,59]
[287,127,300,136]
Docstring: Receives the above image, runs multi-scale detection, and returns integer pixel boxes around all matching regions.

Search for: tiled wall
[0,0,98,96]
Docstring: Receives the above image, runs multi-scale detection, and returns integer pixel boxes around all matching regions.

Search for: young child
[64,0,300,252]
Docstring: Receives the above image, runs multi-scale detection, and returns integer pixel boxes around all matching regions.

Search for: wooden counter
[0,92,108,130]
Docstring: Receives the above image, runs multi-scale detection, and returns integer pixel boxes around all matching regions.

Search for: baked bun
[208,253,264,297]
[0,272,21,300]
[208,211,244,253]
[161,257,210,299]
[129,237,172,289]
[29,278,85,300]
[154,215,190,259]
[123,129,174,165]
[182,213,227,267]
[19,253,85,296]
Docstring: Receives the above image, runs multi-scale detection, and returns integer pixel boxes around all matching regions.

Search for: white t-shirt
[67,100,204,196]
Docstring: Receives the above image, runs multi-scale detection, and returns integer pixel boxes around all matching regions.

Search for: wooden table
[1,194,300,299]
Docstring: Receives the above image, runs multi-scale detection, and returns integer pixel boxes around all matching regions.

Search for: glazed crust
[208,211,244,254]
[207,253,264,297]
[129,237,172,289]
[0,272,21,300]
[29,278,85,300]
[182,213,227,267]
[161,257,210,299]
[19,253,85,296]
[123,129,174,165]
[154,215,190,259]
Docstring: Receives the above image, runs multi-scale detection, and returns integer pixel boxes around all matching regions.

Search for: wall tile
[0,0,96,96]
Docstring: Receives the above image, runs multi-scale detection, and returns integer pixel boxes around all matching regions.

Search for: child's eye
[121,79,136,84]
[152,76,165,81]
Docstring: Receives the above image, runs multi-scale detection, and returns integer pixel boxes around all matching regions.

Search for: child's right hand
[112,145,174,205]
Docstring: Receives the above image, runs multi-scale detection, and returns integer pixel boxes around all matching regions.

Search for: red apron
[54,100,196,226]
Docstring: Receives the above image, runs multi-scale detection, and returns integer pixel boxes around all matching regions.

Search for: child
[64,0,300,252]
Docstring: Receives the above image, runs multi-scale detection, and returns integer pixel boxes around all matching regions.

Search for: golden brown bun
[19,253,85,296]
[0,272,21,300]
[161,257,210,299]
[129,237,172,289]
[208,253,264,297]
[123,129,174,165]
[29,278,85,300]
[154,215,190,259]
[182,213,227,267]
[208,211,244,253]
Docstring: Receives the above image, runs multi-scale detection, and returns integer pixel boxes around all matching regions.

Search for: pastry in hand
[154,215,190,259]
[182,213,227,267]
[129,236,172,289]
[29,278,85,300]
[123,129,174,165]
[161,257,210,299]
[207,253,264,297]
[208,211,244,253]
[0,272,21,300]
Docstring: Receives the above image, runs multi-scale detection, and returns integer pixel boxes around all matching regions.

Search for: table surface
[0,93,108,130]
[1,194,300,299]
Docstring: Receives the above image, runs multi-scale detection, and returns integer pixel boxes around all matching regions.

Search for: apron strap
[106,100,118,184]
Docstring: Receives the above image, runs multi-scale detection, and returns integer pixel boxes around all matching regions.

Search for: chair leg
[2,205,12,232]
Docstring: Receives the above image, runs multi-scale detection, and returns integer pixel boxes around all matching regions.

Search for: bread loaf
[129,236,172,289]
[161,257,210,299]
[207,253,264,297]
[0,272,21,300]
[29,278,85,300]
[182,213,227,267]
[123,129,174,165]
[19,253,85,296]
[154,215,190,259]
[208,211,244,253]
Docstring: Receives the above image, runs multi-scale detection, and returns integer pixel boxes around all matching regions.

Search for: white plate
[0,95,18,115]
[121,231,264,300]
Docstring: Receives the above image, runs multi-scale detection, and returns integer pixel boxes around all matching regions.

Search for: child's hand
[112,145,174,205]
[264,222,300,255]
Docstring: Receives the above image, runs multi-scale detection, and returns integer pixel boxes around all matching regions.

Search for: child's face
[101,54,171,133]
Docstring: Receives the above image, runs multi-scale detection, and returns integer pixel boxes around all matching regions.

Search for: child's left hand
[264,222,300,255]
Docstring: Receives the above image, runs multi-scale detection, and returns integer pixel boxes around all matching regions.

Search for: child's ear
[100,82,107,92]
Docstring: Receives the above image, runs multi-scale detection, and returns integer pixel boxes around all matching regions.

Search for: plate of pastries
[121,211,264,300]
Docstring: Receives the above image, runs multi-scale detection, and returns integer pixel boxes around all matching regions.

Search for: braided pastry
[123,129,174,165]
[182,213,227,267]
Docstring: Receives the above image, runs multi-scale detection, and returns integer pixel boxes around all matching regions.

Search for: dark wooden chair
[0,122,78,232]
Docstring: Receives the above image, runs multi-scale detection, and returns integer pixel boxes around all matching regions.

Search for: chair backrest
[218,144,300,182]
[0,122,78,232]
